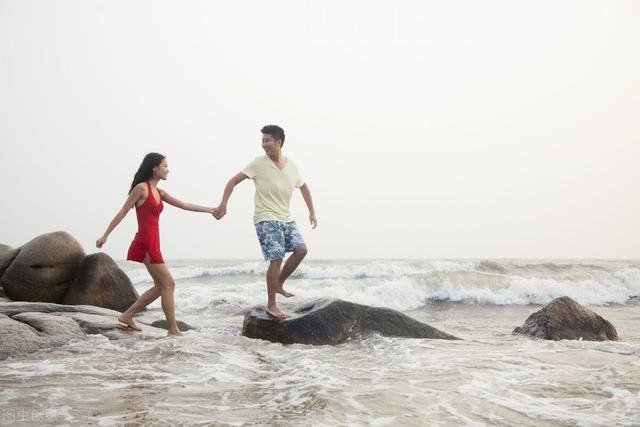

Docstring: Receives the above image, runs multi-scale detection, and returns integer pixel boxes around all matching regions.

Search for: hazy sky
[1,1,639,259]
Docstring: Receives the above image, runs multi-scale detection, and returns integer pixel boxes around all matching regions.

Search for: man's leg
[266,259,286,319]
[276,245,308,297]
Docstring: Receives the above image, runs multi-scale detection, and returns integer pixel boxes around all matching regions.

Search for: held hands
[212,204,227,220]
[96,236,107,248]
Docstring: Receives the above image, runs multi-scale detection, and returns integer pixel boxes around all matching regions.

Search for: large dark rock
[62,253,139,312]
[513,296,618,341]
[1,232,85,303]
[0,301,168,359]
[0,243,19,279]
[242,298,459,345]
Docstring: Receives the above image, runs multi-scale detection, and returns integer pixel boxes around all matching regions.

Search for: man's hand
[309,213,318,229]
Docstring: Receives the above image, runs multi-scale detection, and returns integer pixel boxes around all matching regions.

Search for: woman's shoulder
[132,182,148,195]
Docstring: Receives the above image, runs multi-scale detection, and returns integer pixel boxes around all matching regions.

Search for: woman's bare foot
[118,314,142,331]
[275,287,294,298]
[167,329,183,337]
[266,306,287,319]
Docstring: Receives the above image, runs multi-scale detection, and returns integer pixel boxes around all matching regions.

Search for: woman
[97,153,214,336]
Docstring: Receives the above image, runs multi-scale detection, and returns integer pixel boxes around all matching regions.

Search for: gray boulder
[243,298,459,345]
[62,253,139,312]
[11,312,86,346]
[513,296,618,341]
[0,301,167,359]
[54,311,165,340]
[0,313,50,360]
[0,243,19,279]
[0,300,118,317]
[1,232,85,303]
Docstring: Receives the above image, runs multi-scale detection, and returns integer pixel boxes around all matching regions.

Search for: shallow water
[1,260,639,426]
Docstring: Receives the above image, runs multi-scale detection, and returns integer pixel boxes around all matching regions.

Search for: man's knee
[295,245,308,258]
[268,259,283,268]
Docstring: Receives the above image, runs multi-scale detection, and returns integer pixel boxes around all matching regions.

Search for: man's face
[261,134,282,155]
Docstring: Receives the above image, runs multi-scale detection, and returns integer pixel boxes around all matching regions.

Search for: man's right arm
[214,172,248,219]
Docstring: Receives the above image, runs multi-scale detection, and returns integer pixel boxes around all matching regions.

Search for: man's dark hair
[261,125,285,147]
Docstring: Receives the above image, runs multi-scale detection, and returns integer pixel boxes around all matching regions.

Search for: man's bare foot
[118,314,142,331]
[266,306,287,319]
[167,330,183,337]
[275,287,294,298]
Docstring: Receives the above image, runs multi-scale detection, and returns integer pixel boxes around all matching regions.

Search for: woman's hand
[96,236,107,248]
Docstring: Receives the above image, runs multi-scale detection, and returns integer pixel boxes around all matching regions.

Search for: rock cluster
[0,232,138,311]
[0,300,166,360]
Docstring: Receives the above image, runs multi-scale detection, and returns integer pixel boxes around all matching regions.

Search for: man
[214,125,317,319]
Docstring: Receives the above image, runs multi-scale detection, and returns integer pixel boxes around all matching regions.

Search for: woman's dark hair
[261,124,285,147]
[129,152,165,194]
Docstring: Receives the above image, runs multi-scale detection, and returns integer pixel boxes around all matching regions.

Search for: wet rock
[62,253,139,312]
[55,312,166,340]
[513,296,618,341]
[0,300,168,359]
[0,301,117,317]
[149,319,195,332]
[242,298,459,345]
[1,232,85,303]
[0,313,50,360]
[11,312,86,346]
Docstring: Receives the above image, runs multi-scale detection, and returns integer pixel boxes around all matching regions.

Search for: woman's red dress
[127,181,164,264]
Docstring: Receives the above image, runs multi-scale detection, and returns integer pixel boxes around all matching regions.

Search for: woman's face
[153,159,169,180]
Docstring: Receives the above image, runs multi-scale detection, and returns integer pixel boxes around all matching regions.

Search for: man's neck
[267,151,283,162]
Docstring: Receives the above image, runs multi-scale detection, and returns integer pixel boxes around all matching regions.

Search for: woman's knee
[160,280,175,292]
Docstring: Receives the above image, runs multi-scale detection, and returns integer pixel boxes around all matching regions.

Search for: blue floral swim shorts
[255,220,306,261]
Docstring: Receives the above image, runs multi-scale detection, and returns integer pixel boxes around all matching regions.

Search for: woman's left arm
[159,189,215,214]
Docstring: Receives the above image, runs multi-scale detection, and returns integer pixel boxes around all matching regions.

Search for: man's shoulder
[245,156,266,167]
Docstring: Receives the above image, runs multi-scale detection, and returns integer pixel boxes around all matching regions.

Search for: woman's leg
[145,261,182,336]
[118,253,162,330]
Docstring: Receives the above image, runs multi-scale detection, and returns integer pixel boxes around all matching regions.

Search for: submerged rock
[1,232,85,303]
[0,301,167,359]
[513,296,618,341]
[62,253,139,312]
[242,298,459,345]
[150,319,195,332]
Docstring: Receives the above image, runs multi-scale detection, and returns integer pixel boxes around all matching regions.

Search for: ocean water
[1,259,639,426]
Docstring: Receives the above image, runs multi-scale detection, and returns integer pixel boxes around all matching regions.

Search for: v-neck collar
[267,155,287,172]
[147,181,162,205]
